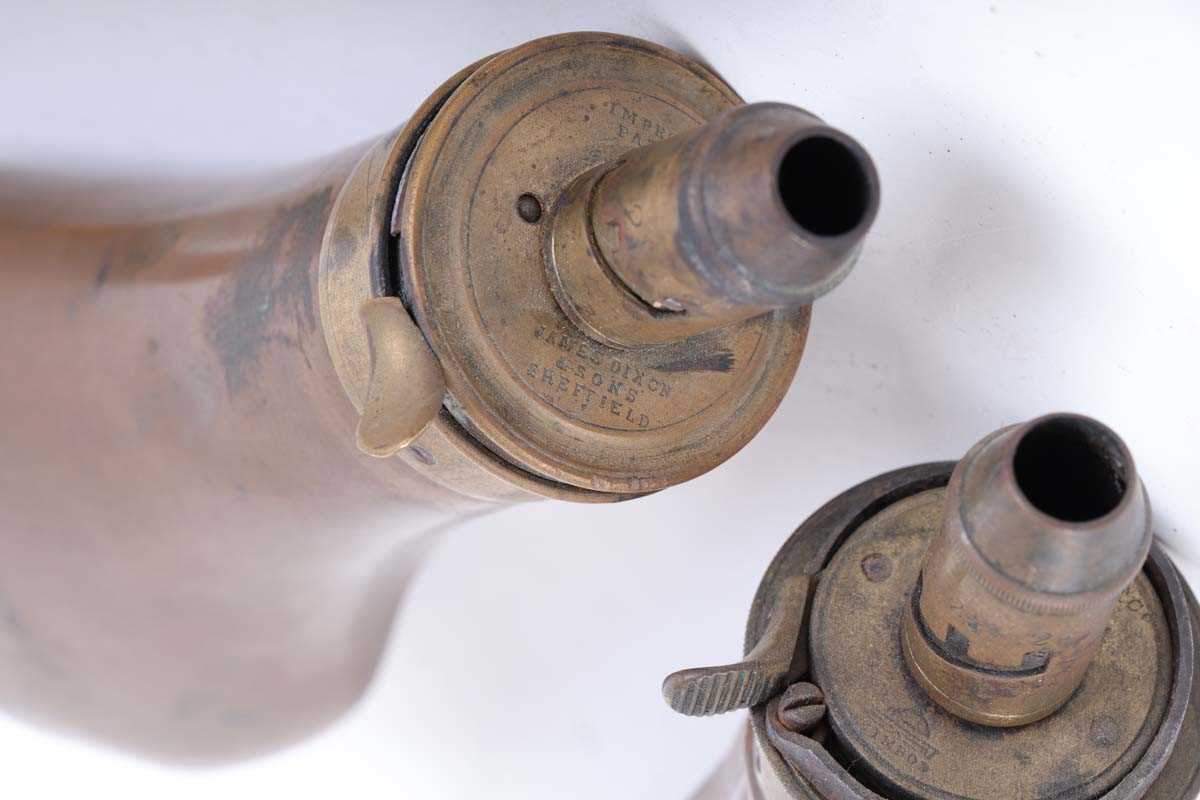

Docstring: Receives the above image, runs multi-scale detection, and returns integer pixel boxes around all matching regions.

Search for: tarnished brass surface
[671,435,1198,800]
[316,54,598,503]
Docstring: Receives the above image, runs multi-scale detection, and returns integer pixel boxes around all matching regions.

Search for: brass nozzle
[545,102,879,348]
[901,414,1152,727]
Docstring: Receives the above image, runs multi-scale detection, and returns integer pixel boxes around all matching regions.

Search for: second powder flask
[667,414,1199,800]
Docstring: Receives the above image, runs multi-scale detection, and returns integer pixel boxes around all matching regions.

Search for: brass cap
[394,33,844,495]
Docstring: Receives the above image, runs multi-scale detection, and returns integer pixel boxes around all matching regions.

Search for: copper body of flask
[0,32,878,762]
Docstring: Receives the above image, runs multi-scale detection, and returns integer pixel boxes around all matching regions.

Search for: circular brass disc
[397,32,809,494]
[810,488,1172,800]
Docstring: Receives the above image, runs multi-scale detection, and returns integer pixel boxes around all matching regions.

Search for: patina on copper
[0,31,875,763]
[667,418,1198,800]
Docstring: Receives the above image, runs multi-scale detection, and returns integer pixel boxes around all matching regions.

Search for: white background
[3,1,1198,798]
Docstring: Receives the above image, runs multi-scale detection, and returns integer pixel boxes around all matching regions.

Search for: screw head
[516,193,543,223]
[776,681,827,733]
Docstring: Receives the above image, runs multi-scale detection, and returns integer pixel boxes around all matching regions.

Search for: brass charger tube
[547,102,877,347]
[902,414,1153,727]
[0,32,878,763]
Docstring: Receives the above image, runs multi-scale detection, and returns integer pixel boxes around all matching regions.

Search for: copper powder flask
[668,414,1199,800]
[0,32,877,762]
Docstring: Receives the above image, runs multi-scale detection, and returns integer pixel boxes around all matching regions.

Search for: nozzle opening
[1013,417,1129,523]
[777,136,870,237]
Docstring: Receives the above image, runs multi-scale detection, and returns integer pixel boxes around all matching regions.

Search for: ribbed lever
[662,575,813,716]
